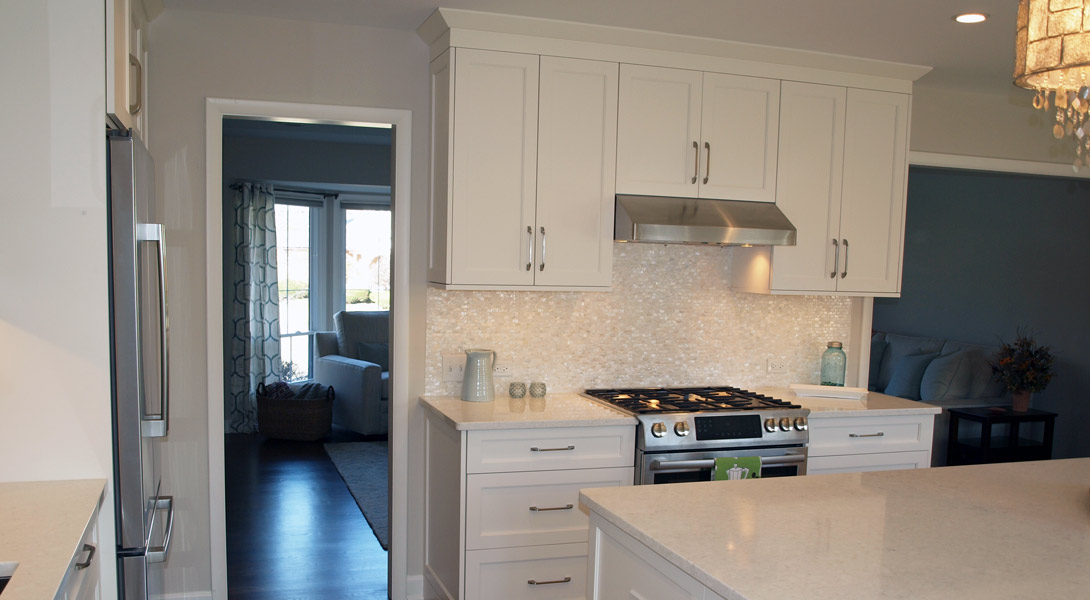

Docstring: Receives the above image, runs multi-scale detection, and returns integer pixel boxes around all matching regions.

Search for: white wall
[0,0,118,596]
[911,83,1071,164]
[148,10,430,597]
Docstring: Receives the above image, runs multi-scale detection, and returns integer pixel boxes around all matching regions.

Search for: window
[275,194,391,382]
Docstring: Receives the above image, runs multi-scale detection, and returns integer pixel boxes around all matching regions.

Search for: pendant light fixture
[1013,0,1090,169]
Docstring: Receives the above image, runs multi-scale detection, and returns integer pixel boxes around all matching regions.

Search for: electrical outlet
[493,363,512,378]
[767,359,787,373]
[442,355,465,382]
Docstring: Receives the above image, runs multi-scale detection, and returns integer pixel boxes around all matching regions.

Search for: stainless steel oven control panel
[638,410,809,451]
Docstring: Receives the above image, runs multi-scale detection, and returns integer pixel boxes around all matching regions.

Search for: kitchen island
[0,479,105,600]
[581,458,1090,599]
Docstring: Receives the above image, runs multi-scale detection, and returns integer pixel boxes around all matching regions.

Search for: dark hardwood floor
[225,428,389,599]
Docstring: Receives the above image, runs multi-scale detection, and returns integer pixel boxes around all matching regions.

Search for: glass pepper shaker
[820,341,846,386]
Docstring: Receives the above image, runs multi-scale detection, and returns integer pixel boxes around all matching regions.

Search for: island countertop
[0,479,106,600]
[420,393,636,430]
[580,458,1090,600]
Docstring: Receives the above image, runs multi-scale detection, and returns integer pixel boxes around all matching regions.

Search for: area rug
[324,441,389,549]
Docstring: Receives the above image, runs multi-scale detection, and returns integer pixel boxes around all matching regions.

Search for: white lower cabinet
[424,413,635,600]
[467,543,588,599]
[588,514,717,600]
[57,499,102,600]
[806,413,935,476]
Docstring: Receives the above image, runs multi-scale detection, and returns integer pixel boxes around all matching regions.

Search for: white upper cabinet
[616,65,779,202]
[448,48,539,287]
[735,83,910,296]
[837,88,909,294]
[767,82,847,293]
[107,0,152,140]
[534,56,618,288]
[429,48,617,290]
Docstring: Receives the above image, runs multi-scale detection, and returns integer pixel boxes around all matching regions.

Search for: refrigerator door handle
[146,495,174,564]
[137,223,169,438]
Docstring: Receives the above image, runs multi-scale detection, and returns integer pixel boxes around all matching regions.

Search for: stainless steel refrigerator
[107,129,174,600]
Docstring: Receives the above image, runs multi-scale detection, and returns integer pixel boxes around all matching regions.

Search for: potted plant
[989,331,1054,412]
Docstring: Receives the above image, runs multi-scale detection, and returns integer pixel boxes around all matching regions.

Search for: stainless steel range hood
[614,194,797,246]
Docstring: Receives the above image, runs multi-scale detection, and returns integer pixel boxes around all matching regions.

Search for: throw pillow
[869,335,888,390]
[884,352,938,401]
[919,350,970,403]
[358,341,390,371]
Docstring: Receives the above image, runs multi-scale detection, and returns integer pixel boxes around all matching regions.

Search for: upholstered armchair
[313,310,389,436]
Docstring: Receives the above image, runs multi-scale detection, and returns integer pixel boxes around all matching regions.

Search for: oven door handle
[649,454,806,472]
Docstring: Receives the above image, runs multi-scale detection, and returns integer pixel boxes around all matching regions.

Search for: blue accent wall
[874,167,1090,459]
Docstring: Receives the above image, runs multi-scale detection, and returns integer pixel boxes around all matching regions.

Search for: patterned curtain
[227,182,282,433]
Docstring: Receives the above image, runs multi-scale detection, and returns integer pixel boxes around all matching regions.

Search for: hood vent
[614,194,797,246]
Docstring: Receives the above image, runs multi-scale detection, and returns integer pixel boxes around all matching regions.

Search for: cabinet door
[836,89,909,294]
[450,48,539,286]
[698,73,780,202]
[616,64,702,197]
[769,82,845,292]
[107,0,147,138]
[535,57,617,287]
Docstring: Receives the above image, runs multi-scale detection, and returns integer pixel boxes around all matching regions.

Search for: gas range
[583,386,809,451]
[584,386,810,484]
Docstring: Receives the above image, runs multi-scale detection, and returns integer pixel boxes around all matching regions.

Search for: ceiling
[161,0,1025,96]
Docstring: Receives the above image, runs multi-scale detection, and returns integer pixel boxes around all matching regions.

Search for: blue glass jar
[820,341,846,386]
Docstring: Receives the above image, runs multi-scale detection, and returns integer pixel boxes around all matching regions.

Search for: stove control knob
[674,421,690,437]
[778,418,792,432]
[764,418,777,433]
[651,422,667,438]
[793,417,808,431]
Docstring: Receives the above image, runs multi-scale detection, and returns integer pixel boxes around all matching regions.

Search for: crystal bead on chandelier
[1013,0,1090,169]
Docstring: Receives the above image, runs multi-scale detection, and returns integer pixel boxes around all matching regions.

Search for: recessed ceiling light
[954,13,988,24]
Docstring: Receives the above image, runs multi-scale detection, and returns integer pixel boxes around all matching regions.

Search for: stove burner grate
[585,386,801,414]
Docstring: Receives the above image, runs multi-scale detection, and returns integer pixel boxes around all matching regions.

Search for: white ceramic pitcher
[461,349,496,403]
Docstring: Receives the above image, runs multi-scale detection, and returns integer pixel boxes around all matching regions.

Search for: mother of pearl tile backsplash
[425,243,853,396]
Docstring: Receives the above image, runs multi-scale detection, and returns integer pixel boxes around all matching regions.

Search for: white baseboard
[157,592,212,600]
[406,574,425,600]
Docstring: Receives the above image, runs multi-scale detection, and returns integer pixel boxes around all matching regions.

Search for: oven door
[637,446,807,485]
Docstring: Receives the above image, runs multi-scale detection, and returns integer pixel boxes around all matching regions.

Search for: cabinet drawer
[807,414,934,457]
[465,543,587,600]
[808,450,931,475]
[466,467,632,550]
[60,506,100,600]
[466,426,635,473]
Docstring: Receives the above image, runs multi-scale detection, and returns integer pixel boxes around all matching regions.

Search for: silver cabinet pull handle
[528,577,572,586]
[841,238,849,279]
[831,239,840,279]
[539,226,546,272]
[691,141,699,184]
[529,504,574,512]
[703,141,711,184]
[75,543,96,570]
[530,445,575,452]
[138,224,169,438]
[849,432,884,438]
[147,496,175,564]
[129,54,143,115]
[525,225,533,271]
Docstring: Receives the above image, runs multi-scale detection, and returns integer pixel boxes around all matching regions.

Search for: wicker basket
[256,382,334,441]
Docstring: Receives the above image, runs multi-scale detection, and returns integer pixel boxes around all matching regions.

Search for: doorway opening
[221,117,392,599]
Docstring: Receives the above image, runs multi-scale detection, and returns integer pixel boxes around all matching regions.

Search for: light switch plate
[767,359,787,373]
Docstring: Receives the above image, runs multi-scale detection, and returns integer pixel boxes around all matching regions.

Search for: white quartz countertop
[0,479,106,600]
[755,387,942,417]
[581,458,1090,600]
[420,393,636,430]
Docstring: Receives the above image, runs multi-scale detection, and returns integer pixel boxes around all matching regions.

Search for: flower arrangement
[990,331,1054,392]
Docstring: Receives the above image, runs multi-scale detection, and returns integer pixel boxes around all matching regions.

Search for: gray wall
[874,167,1090,459]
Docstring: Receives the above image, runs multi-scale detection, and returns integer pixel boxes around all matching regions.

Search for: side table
[946,407,1056,466]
